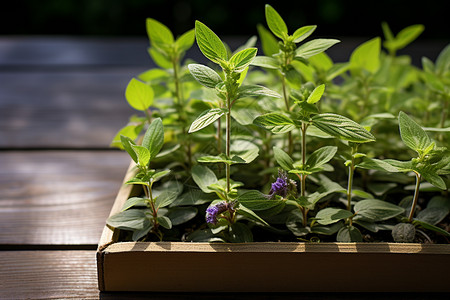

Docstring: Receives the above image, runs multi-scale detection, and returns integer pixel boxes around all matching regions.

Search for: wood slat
[0,69,141,148]
[0,151,130,246]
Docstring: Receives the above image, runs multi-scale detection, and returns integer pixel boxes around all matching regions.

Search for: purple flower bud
[269,171,289,198]
[206,201,228,224]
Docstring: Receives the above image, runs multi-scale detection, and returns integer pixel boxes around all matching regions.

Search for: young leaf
[237,204,269,226]
[142,118,164,160]
[125,78,154,111]
[312,113,376,143]
[149,47,172,69]
[191,165,218,194]
[155,190,178,209]
[120,135,138,163]
[316,208,353,225]
[229,48,258,72]
[106,209,149,231]
[188,64,222,88]
[251,56,280,69]
[398,111,433,154]
[273,146,294,171]
[237,85,282,99]
[292,25,317,43]
[306,146,337,169]
[121,197,147,211]
[384,24,424,52]
[306,84,325,104]
[265,4,288,40]
[175,29,195,52]
[256,24,279,56]
[132,145,151,167]
[353,199,404,222]
[157,216,172,230]
[111,124,142,149]
[253,113,296,134]
[237,190,284,211]
[189,108,226,133]
[337,225,363,242]
[146,18,174,47]
[349,37,381,74]
[295,39,340,59]
[195,20,227,63]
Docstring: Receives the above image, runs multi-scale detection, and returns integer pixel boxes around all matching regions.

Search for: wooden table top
[0,36,448,299]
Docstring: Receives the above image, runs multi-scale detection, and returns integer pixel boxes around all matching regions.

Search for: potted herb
[97,4,450,292]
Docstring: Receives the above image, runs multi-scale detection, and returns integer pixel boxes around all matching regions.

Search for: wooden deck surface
[0,36,448,299]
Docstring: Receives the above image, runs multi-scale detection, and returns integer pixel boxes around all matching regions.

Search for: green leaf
[189,108,226,133]
[146,18,174,46]
[251,56,280,69]
[257,24,279,56]
[306,146,337,170]
[230,140,259,164]
[132,145,150,167]
[237,204,269,226]
[237,190,284,211]
[273,146,294,171]
[237,85,281,99]
[316,208,354,225]
[157,216,172,229]
[195,20,227,63]
[106,209,149,231]
[353,199,404,222]
[125,78,154,111]
[357,158,400,172]
[175,29,195,52]
[311,222,343,235]
[191,165,218,194]
[420,168,447,190]
[295,39,340,59]
[349,37,381,74]
[398,111,433,154]
[111,124,142,149]
[436,44,450,76]
[306,84,325,104]
[292,25,317,43]
[132,222,153,241]
[326,62,350,81]
[166,207,198,226]
[417,207,449,226]
[413,220,450,237]
[229,48,258,72]
[188,64,222,88]
[228,222,253,243]
[121,197,147,211]
[253,113,296,134]
[265,4,288,40]
[383,159,414,172]
[120,135,138,163]
[142,118,164,161]
[148,47,172,69]
[336,225,363,242]
[384,24,424,52]
[151,170,171,183]
[312,113,375,143]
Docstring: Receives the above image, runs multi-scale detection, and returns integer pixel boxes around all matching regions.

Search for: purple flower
[206,201,228,224]
[268,170,297,199]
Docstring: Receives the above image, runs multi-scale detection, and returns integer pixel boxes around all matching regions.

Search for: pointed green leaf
[312,113,375,143]
[417,207,449,226]
[191,165,218,194]
[121,197,147,211]
[151,170,171,183]
[292,25,317,43]
[253,113,296,134]
[120,135,138,163]
[337,225,363,242]
[316,208,353,225]
[189,108,226,133]
[229,48,258,72]
[295,39,340,59]
[436,44,450,76]
[251,55,280,69]
[237,190,284,211]
[350,37,381,74]
[357,158,400,172]
[306,146,337,169]
[142,118,164,160]
[111,124,142,149]
[306,84,325,104]
[398,111,433,154]
[132,145,150,167]
[265,4,288,40]
[420,168,447,190]
[230,140,259,164]
[175,29,195,52]
[166,207,198,226]
[353,199,404,222]
[146,18,174,46]
[155,190,178,209]
[273,146,294,171]
[107,209,149,231]
[149,47,172,69]
[413,220,450,237]
[195,20,227,63]
[188,64,222,88]
[125,78,154,111]
[256,24,279,56]
[238,85,281,99]
[157,215,172,229]
[384,24,424,52]
[237,204,269,226]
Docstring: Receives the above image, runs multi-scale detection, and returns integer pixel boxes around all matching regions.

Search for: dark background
[1,0,449,41]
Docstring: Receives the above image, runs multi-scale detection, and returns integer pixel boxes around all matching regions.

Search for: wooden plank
[0,151,130,246]
[0,69,141,148]
[0,250,99,299]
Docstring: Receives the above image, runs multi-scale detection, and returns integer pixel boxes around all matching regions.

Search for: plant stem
[281,75,293,155]
[225,95,231,195]
[300,123,307,227]
[408,172,422,222]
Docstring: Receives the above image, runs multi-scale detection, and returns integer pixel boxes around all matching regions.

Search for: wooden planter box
[97,162,450,292]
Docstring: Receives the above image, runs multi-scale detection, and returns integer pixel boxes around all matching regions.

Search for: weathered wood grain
[0,151,130,246]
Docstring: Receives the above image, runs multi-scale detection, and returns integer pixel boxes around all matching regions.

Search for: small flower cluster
[206,201,228,224]
[268,170,297,199]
